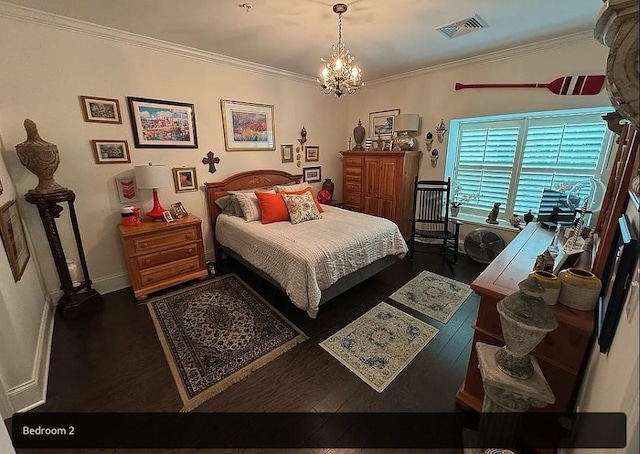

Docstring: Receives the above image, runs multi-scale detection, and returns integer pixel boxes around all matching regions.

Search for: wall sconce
[435,119,448,143]
[430,148,439,167]
[424,131,433,151]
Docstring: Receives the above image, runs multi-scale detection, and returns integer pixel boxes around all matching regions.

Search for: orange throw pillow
[280,187,324,213]
[255,191,289,224]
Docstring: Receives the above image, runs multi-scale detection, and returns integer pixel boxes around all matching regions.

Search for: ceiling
[2,0,604,81]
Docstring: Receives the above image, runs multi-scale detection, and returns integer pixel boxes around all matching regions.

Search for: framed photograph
[220,99,275,151]
[162,211,175,223]
[303,166,322,183]
[369,108,400,140]
[0,200,30,282]
[171,202,188,219]
[80,96,122,124]
[127,97,198,148]
[92,140,130,164]
[305,145,319,162]
[597,214,638,354]
[173,167,198,192]
[281,144,294,163]
[115,176,139,203]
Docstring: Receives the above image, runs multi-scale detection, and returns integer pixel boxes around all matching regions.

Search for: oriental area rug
[147,274,307,411]
[320,302,438,392]
[389,271,472,324]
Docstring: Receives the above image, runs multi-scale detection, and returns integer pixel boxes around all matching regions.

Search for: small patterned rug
[389,271,472,323]
[147,274,307,411]
[320,302,438,392]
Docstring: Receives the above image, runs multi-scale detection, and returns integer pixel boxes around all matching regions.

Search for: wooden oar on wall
[455,75,606,95]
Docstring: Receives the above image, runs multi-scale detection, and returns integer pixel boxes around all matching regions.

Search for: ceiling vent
[436,14,488,39]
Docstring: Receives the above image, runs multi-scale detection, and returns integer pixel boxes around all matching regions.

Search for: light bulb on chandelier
[317,3,363,97]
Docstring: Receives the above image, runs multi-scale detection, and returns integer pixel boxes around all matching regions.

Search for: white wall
[0,126,53,419]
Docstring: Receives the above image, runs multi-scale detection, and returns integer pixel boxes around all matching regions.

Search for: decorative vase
[557,268,602,311]
[528,271,561,305]
[353,119,365,150]
[523,209,534,224]
[15,119,67,194]
[495,277,558,379]
[450,205,460,217]
[322,178,335,200]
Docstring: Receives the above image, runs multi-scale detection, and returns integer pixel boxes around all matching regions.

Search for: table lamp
[134,163,170,220]
[393,114,419,150]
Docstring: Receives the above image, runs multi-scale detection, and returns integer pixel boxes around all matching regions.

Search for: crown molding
[366,30,596,86]
[0,1,316,85]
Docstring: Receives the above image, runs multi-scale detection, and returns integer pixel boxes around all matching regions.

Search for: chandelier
[317,3,363,97]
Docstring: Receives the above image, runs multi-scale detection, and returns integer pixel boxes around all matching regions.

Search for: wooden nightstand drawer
[345,167,362,176]
[344,192,361,205]
[132,226,198,253]
[140,257,201,286]
[345,180,362,193]
[137,244,199,270]
[345,157,362,167]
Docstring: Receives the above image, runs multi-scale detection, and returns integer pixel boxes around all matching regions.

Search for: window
[445,108,613,221]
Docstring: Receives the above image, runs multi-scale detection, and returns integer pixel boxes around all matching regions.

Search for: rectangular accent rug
[389,270,472,323]
[320,302,438,393]
[147,274,307,411]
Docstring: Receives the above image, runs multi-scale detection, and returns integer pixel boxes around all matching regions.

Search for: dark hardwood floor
[9,250,487,454]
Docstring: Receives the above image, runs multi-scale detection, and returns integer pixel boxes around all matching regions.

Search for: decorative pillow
[215,195,243,217]
[279,186,324,213]
[274,183,311,193]
[281,193,322,224]
[255,191,290,224]
[229,190,275,222]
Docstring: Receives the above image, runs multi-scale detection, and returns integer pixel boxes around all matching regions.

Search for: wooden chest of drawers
[119,214,207,300]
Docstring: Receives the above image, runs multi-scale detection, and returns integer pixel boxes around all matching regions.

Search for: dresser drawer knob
[145,276,154,283]
[144,259,151,265]
[187,248,194,254]
[140,242,148,248]
[185,234,192,240]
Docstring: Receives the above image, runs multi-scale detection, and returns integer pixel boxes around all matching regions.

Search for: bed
[204,170,408,318]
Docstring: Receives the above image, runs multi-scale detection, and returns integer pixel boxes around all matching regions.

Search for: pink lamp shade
[134,164,170,220]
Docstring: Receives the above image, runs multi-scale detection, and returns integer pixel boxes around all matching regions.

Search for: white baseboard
[91,271,130,295]
[7,297,55,413]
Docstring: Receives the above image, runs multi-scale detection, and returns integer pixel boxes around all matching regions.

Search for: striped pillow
[229,190,275,222]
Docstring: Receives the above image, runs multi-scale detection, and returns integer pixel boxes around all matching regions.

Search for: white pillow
[274,182,311,193]
[229,190,275,222]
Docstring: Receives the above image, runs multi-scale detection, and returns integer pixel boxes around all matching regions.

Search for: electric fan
[464,229,506,264]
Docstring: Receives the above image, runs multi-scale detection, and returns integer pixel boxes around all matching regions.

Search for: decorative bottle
[523,209,534,224]
[353,120,365,150]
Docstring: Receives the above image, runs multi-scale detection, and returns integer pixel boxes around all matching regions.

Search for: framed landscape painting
[220,100,275,151]
[369,108,400,139]
[80,96,122,124]
[303,166,322,183]
[92,140,130,164]
[281,144,294,163]
[0,200,30,282]
[127,97,198,148]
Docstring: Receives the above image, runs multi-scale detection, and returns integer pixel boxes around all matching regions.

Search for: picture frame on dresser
[369,108,400,140]
[597,214,638,354]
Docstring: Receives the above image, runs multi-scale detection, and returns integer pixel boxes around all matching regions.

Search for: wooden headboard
[204,170,302,260]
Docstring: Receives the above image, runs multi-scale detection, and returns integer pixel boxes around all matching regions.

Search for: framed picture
[303,166,322,183]
[0,200,30,282]
[281,144,294,163]
[162,211,175,223]
[115,176,139,204]
[369,108,400,140]
[220,99,275,151]
[127,97,198,148]
[173,167,198,192]
[171,202,188,219]
[597,214,638,354]
[305,145,319,162]
[92,140,130,164]
[80,96,122,124]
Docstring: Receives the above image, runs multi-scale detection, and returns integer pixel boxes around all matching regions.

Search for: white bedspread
[216,206,408,318]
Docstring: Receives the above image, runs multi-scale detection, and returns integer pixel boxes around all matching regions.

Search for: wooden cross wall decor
[202,151,220,174]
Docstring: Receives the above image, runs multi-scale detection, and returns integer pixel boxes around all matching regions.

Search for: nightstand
[320,199,345,208]
[119,214,207,300]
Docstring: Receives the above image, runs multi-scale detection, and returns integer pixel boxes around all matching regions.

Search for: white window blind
[448,109,611,220]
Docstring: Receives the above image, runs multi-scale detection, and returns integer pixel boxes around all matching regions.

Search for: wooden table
[456,222,594,413]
